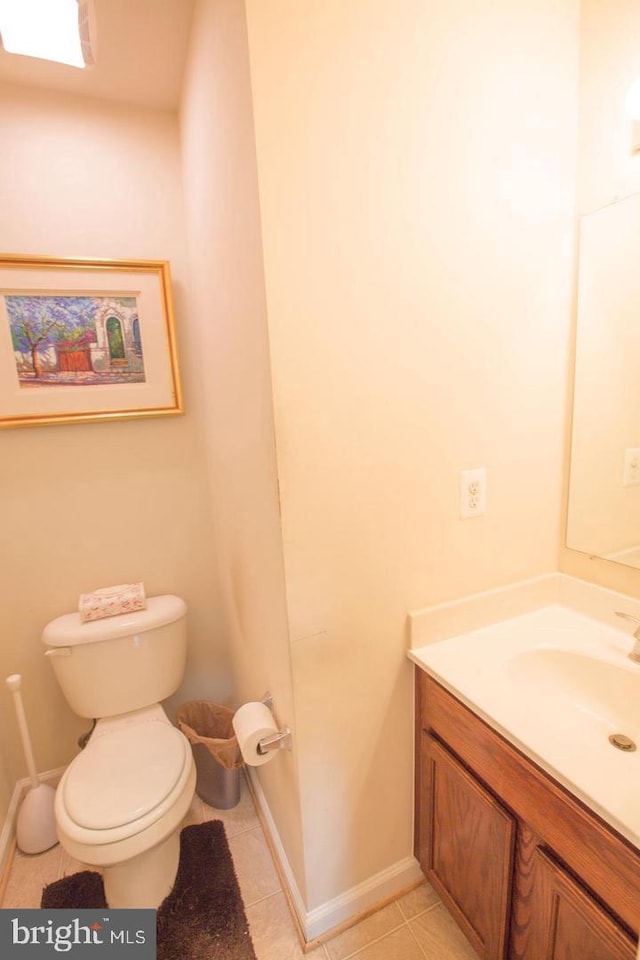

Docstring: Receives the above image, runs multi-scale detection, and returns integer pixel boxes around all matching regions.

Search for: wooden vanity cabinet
[524,848,637,960]
[415,669,640,960]
[421,734,515,958]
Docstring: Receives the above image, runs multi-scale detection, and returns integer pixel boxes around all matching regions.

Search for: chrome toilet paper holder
[259,692,293,755]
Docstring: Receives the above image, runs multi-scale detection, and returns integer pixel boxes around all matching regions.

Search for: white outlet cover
[623,447,640,487]
[460,467,487,518]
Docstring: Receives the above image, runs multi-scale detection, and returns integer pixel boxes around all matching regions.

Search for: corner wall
[245,0,579,912]
[179,0,306,904]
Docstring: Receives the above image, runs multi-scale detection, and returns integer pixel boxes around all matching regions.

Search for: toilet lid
[62,723,188,831]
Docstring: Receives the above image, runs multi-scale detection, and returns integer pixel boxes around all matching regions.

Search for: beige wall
[561,0,640,591]
[4,0,630,927]
[0,84,230,827]
[245,0,579,910]
[179,0,306,899]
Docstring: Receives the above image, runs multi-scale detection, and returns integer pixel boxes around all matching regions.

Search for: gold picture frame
[0,254,183,428]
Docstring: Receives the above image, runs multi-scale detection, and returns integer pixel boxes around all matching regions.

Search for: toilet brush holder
[6,674,58,854]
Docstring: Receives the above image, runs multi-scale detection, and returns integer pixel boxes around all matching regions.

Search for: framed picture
[0,254,183,428]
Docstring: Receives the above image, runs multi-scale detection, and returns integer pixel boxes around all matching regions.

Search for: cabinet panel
[523,848,636,960]
[421,733,515,959]
[417,670,640,935]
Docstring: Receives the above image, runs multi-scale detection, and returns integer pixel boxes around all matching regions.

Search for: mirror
[566,193,640,569]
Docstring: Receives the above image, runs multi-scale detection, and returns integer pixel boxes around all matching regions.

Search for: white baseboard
[247,768,424,943]
[0,781,23,884]
[0,766,66,884]
[245,769,309,937]
[303,854,424,942]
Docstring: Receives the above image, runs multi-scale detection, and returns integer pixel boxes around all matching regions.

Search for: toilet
[41,595,196,909]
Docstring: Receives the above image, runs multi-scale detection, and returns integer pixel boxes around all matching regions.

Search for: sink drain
[608,733,637,752]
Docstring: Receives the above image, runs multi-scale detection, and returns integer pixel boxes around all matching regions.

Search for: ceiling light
[0,0,94,69]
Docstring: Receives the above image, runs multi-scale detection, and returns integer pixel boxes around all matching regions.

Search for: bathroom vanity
[409,603,640,960]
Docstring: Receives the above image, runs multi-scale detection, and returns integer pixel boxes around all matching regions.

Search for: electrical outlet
[623,447,640,487]
[460,468,487,519]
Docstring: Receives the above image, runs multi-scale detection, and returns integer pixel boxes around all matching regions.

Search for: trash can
[176,701,243,809]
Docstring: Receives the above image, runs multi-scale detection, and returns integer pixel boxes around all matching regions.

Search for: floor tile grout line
[221,820,263,836]
[396,899,442,924]
[241,891,285,911]
[243,888,284,910]
[329,899,443,960]
[329,917,410,960]
[406,916,432,960]
[220,823,263,840]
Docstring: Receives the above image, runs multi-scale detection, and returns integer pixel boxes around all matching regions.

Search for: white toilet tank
[42,595,187,719]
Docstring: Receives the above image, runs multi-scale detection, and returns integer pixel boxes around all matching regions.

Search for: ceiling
[0,0,196,111]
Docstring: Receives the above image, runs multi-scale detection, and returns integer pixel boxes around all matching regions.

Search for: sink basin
[408,603,640,848]
[508,647,640,734]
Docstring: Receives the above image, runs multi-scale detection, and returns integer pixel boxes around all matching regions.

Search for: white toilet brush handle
[6,674,40,790]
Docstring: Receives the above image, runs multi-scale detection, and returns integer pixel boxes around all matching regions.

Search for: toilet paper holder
[258,692,292,755]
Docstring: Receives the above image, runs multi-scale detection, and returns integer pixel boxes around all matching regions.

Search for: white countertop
[408,603,640,851]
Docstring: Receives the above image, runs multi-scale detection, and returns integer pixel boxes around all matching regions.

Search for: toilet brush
[6,674,58,854]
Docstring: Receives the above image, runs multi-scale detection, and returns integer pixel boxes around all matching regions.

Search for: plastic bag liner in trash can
[177,701,243,809]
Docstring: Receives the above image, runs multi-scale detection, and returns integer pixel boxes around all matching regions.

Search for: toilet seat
[63,722,187,830]
[57,719,193,847]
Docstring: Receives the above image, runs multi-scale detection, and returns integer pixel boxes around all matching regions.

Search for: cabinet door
[523,848,637,960]
[419,733,516,960]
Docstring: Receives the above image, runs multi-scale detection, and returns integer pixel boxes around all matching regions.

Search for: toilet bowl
[42,595,195,908]
[55,705,196,908]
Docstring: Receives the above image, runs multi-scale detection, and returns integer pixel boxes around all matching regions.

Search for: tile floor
[1,780,476,959]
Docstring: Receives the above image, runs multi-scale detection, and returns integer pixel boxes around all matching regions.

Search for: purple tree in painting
[8,298,64,379]
[8,296,98,379]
